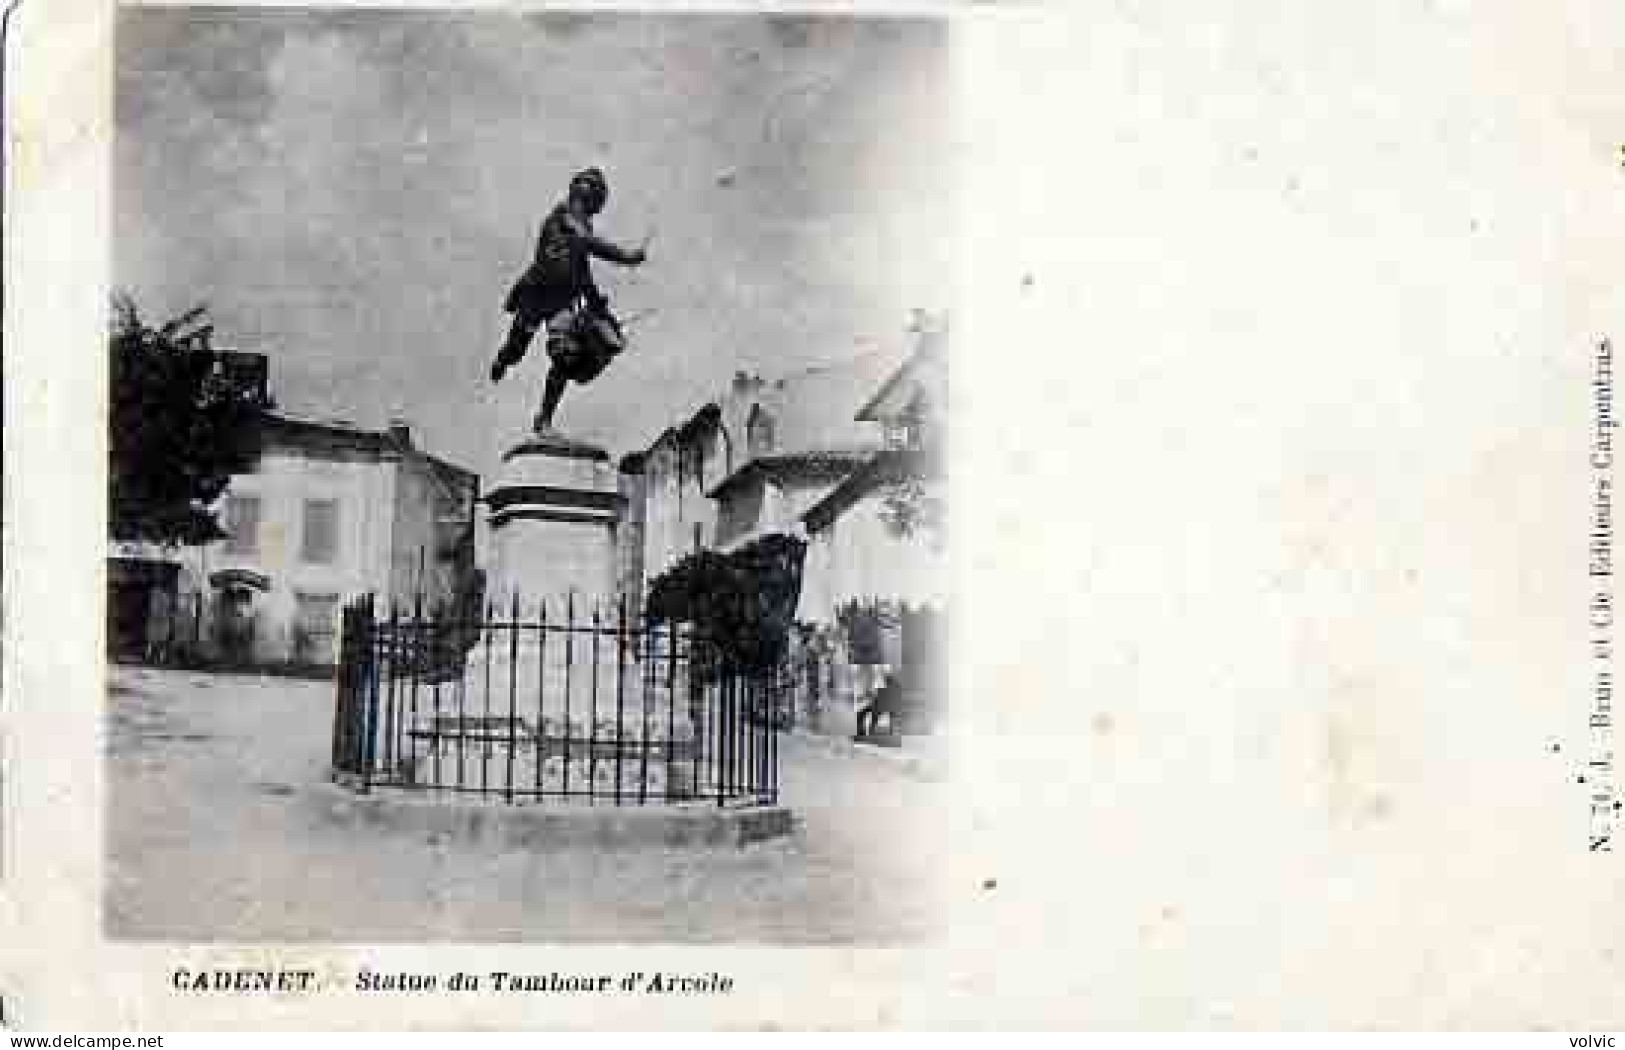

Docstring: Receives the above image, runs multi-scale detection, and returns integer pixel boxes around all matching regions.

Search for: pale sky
[114,9,954,474]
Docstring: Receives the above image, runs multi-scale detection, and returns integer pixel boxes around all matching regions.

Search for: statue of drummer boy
[490,167,648,433]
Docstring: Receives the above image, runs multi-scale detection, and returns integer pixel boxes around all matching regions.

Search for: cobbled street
[105,666,945,944]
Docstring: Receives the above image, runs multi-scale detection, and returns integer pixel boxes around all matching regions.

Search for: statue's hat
[571,167,608,202]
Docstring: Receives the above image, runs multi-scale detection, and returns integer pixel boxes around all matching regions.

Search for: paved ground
[105,666,945,944]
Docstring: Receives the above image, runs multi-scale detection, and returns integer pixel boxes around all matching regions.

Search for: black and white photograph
[105,7,952,944]
[10,0,1625,1032]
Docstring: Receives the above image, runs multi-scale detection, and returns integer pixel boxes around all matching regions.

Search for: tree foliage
[645,533,807,674]
[109,293,271,545]
[879,476,945,548]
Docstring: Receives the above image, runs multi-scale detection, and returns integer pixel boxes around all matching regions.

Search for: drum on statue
[573,306,627,383]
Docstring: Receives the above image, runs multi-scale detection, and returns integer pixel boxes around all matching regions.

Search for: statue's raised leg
[491,315,538,383]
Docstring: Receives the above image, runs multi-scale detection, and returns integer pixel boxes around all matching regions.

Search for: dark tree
[645,533,806,674]
[108,293,270,545]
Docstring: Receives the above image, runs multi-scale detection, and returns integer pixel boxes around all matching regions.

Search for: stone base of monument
[315,782,794,852]
[343,631,784,818]
[326,425,794,846]
[483,429,623,617]
[400,633,705,802]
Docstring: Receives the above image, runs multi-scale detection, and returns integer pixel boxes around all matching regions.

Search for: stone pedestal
[484,430,623,616]
[447,621,700,801]
[470,427,637,748]
[438,430,699,800]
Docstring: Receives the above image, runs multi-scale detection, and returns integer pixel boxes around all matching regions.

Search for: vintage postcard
[6,0,1625,1033]
[100,4,950,950]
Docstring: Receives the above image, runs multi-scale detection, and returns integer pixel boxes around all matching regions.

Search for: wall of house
[796,481,948,627]
[388,456,435,608]
[616,469,647,608]
[175,448,397,665]
[640,436,723,595]
[386,456,476,616]
[712,475,849,553]
[693,430,726,544]
[634,356,894,599]
[637,378,769,583]
[640,444,681,594]
[776,476,844,537]
[714,478,766,551]
[786,482,946,737]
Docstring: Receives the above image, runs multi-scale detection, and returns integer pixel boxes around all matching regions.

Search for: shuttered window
[222,495,260,555]
[301,499,340,565]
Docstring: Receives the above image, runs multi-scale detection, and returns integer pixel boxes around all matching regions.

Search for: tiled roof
[705,452,874,501]
[801,449,942,533]
[258,411,478,486]
[629,345,908,464]
[855,324,948,422]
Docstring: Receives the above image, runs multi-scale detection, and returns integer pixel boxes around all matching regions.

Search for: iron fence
[331,593,781,806]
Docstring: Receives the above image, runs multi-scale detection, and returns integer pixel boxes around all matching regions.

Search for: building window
[692,520,704,552]
[222,495,260,556]
[885,418,931,451]
[301,499,340,565]
[884,394,932,451]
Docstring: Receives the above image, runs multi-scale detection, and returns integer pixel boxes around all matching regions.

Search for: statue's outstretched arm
[582,234,646,267]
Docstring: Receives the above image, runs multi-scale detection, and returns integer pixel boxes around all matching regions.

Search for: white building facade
[611,314,949,737]
[109,415,478,668]
[624,352,901,603]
